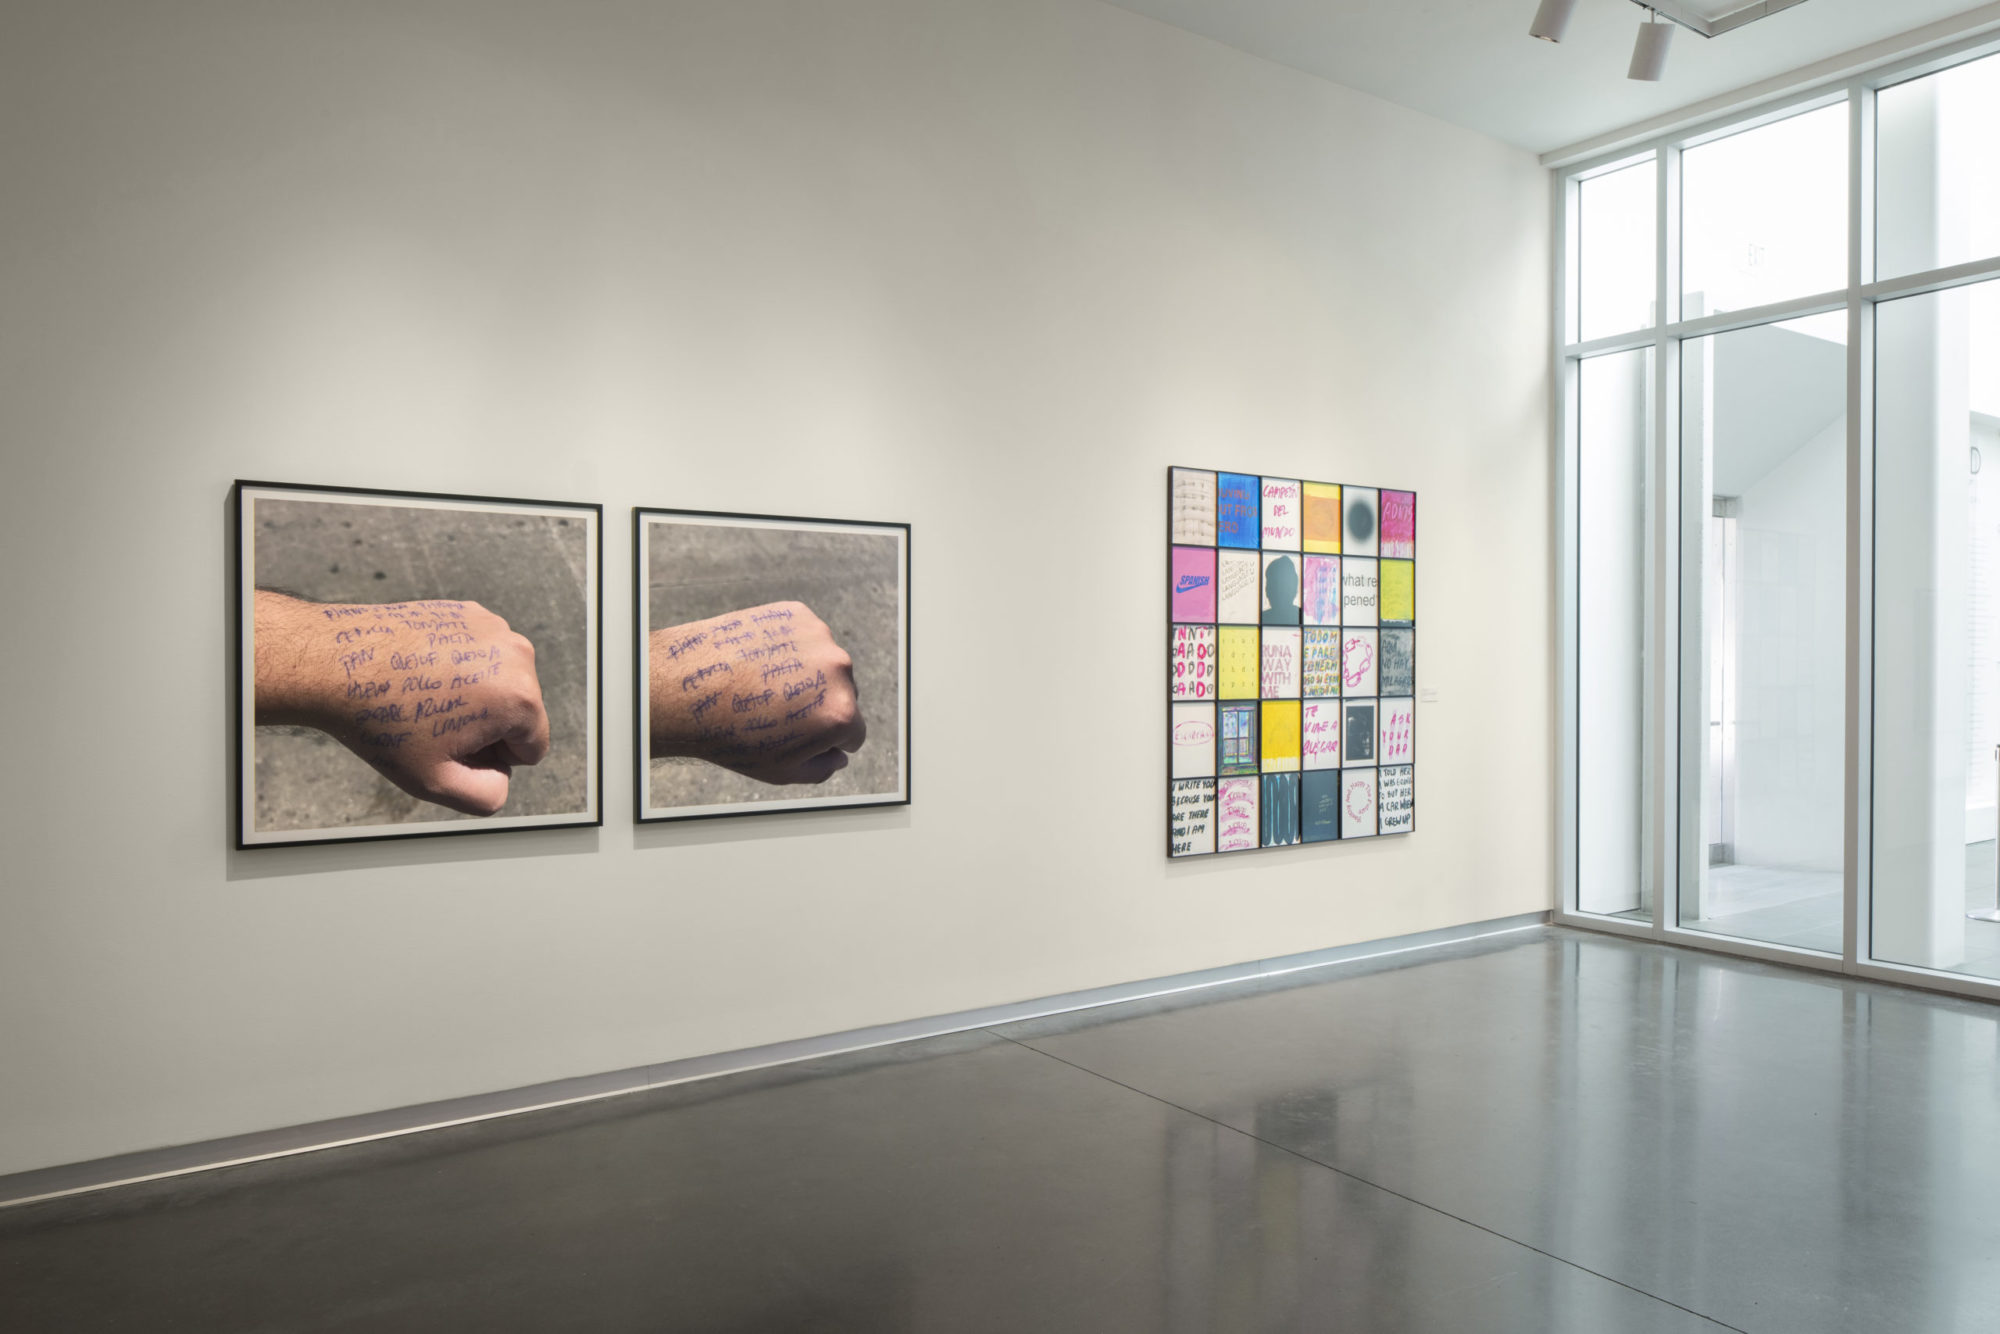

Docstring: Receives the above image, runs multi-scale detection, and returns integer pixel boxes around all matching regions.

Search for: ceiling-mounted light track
[1529,0,1579,43]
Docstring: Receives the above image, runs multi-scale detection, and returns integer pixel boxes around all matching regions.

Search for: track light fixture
[1628,7,1673,81]
[1529,0,1578,43]
[1531,1,1813,80]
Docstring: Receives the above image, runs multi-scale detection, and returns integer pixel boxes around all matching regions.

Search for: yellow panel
[1261,700,1301,773]
[1302,482,1342,553]
[1380,559,1415,623]
[1218,626,1260,700]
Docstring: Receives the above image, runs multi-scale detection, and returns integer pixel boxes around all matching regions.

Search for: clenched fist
[253,590,552,816]
[648,601,866,784]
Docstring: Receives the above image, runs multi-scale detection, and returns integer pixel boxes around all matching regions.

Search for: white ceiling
[1102,0,2000,155]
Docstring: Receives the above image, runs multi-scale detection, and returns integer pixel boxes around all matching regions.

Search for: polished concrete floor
[5,927,2000,1332]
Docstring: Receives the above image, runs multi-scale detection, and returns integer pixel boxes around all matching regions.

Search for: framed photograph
[635,508,910,822]
[233,481,602,848]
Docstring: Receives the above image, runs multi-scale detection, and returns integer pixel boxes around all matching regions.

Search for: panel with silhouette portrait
[1261,551,1302,625]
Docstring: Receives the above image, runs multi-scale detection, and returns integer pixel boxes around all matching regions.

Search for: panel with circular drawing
[1167,467,1415,857]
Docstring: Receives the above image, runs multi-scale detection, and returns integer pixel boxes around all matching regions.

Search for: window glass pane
[1578,348,1653,918]
[1681,315,1847,953]
[1873,279,2000,977]
[1579,160,1657,342]
[1878,52,2000,280]
[1682,104,1848,319]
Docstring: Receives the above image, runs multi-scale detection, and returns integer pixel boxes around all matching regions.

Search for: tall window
[1560,37,2000,996]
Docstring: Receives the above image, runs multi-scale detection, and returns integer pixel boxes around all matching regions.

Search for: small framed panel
[1171,702,1217,779]
[1341,767,1379,839]
[1302,698,1341,771]
[1217,549,1262,624]
[1342,699,1379,768]
[1379,696,1415,768]
[1218,701,1261,776]
[1261,700,1302,773]
[1302,554,1342,626]
[1260,627,1301,700]
[1378,765,1414,835]
[1379,628,1415,698]
[1170,778,1218,857]
[1302,769,1342,842]
[1217,473,1261,549]
[1302,482,1343,554]
[1171,546,1218,623]
[1380,559,1415,625]
[234,481,602,848]
[1171,624,1217,701]
[1260,551,1304,625]
[636,507,909,823]
[1171,468,1219,545]
[1261,478,1303,551]
[1342,629,1378,698]
[1217,625,1260,699]
[1380,490,1416,559]
[1343,485,1379,557]
[1342,556,1379,628]
[1302,627,1341,698]
[1217,776,1260,852]
[1261,773,1301,847]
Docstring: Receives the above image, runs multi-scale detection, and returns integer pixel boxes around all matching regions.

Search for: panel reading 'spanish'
[1166,466,1413,854]
[1343,699,1378,767]
[1341,768,1379,839]
[1302,698,1340,770]
[1171,779,1217,856]
[1171,703,1217,778]
[1302,628,1341,698]
[1342,629,1378,698]
[1217,473,1261,549]
[1261,700,1301,773]
[1344,486,1379,557]
[1219,701,1260,776]
[1380,490,1415,559]
[1380,559,1415,625]
[1379,696,1415,767]
[1217,776,1259,852]
[1303,483,1342,553]
[1171,625,1216,700]
[1378,765,1413,835]
[1261,478,1302,550]
[1260,551,1302,625]
[1379,628,1415,697]
[1302,769,1341,842]
[1261,628,1301,700]
[1261,773,1301,847]
[1172,469,1218,546]
[1342,556,1378,628]
[1218,625,1259,699]
[1302,555,1341,626]
[1218,550,1261,624]
[1171,547,1217,623]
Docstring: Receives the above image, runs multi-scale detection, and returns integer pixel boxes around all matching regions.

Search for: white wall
[0,0,1551,1175]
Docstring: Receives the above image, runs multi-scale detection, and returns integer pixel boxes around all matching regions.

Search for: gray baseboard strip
[0,910,1549,1210]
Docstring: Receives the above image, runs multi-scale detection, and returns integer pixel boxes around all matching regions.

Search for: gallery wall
[0,0,1550,1175]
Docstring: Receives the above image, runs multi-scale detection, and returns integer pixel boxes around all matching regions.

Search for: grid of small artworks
[1168,467,1415,855]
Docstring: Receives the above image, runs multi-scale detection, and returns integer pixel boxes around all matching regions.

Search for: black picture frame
[232,479,604,849]
[633,506,911,824]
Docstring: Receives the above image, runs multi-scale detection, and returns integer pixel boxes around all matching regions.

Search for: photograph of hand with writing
[1167,466,1415,856]
[234,481,601,848]
[636,508,908,822]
